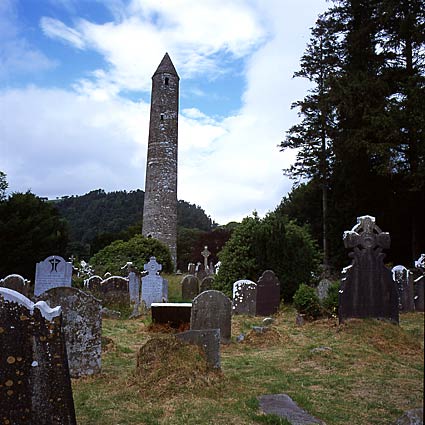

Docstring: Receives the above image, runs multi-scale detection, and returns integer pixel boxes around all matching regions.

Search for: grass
[72,275,424,424]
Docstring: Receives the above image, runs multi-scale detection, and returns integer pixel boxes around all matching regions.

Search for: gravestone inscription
[256,270,280,316]
[339,215,399,324]
[0,288,76,424]
[190,290,231,343]
[36,287,102,378]
[232,279,257,315]
[34,255,73,297]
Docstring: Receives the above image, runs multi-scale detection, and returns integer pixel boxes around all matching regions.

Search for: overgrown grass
[72,276,424,424]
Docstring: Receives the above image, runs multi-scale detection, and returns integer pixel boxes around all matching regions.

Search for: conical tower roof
[153,53,179,79]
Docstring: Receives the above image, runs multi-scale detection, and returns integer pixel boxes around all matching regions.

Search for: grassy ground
[73,275,424,425]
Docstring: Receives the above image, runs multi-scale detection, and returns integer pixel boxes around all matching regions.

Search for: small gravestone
[190,290,231,343]
[141,257,164,308]
[188,263,196,274]
[34,255,73,297]
[316,278,332,301]
[0,288,76,424]
[392,265,415,312]
[151,303,192,328]
[36,287,102,378]
[232,279,257,315]
[413,275,424,312]
[200,275,214,292]
[256,270,280,316]
[0,274,30,297]
[339,215,399,324]
[181,275,199,300]
[128,271,141,306]
[85,275,102,292]
[196,263,208,281]
[176,329,221,369]
[99,276,129,306]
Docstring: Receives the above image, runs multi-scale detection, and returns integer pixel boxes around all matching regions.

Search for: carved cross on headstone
[201,246,211,271]
[343,215,390,250]
[49,257,61,272]
[144,256,162,276]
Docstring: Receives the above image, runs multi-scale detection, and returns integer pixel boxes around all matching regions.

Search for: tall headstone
[34,255,73,297]
[129,271,141,306]
[232,279,257,315]
[339,215,399,324]
[142,53,179,269]
[141,257,165,308]
[256,270,281,316]
[392,265,415,312]
[36,287,102,378]
[190,290,232,343]
[0,288,76,424]
[181,275,199,300]
[0,274,30,297]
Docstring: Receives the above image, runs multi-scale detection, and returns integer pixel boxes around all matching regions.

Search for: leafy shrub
[322,281,340,316]
[90,234,172,275]
[293,284,322,319]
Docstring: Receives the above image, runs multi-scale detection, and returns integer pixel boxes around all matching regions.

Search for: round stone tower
[142,53,179,268]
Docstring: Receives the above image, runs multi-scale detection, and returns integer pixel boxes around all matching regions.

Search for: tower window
[165,77,169,86]
[160,113,164,120]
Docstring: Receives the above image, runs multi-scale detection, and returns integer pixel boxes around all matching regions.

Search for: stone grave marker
[37,287,102,378]
[85,275,102,292]
[0,274,30,297]
[142,257,164,308]
[201,246,211,272]
[196,262,207,281]
[232,279,257,315]
[339,215,399,324]
[200,275,215,293]
[128,271,141,306]
[188,263,196,275]
[0,288,76,424]
[414,275,424,312]
[181,275,199,300]
[392,265,415,312]
[34,255,73,297]
[316,278,332,301]
[151,302,192,328]
[99,276,129,306]
[256,270,281,316]
[190,290,231,343]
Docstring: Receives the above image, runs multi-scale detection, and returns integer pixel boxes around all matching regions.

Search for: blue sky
[0,0,328,224]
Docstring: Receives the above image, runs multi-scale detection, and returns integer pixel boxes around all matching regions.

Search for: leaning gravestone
[392,265,415,312]
[141,257,165,308]
[0,288,76,424]
[181,275,199,300]
[200,275,215,292]
[339,215,399,324]
[232,279,257,315]
[36,287,102,378]
[0,274,30,297]
[190,290,232,343]
[256,270,281,316]
[34,255,73,297]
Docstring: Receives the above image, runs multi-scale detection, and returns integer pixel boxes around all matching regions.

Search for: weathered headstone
[0,288,76,424]
[200,275,215,293]
[181,275,199,300]
[232,279,257,315]
[316,278,332,301]
[99,276,129,306]
[128,271,141,306]
[392,265,415,312]
[84,275,102,292]
[36,287,102,378]
[34,255,73,297]
[0,274,30,297]
[256,270,281,316]
[190,290,231,343]
[176,329,221,369]
[141,257,165,308]
[413,275,424,312]
[339,215,399,324]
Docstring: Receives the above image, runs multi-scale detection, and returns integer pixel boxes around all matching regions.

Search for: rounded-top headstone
[256,270,280,316]
[232,279,257,316]
[181,275,199,300]
[200,275,214,293]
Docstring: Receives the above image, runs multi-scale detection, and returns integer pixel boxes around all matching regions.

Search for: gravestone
[316,278,332,301]
[201,246,211,273]
[392,265,415,312]
[181,275,199,300]
[232,279,257,315]
[339,215,399,324]
[256,270,281,316]
[85,275,102,292]
[128,271,141,306]
[200,275,215,293]
[188,263,196,274]
[176,329,221,369]
[190,290,231,343]
[196,263,207,281]
[0,274,30,297]
[413,275,424,312]
[34,255,73,297]
[151,303,192,328]
[99,276,129,306]
[0,288,76,424]
[141,257,165,308]
[37,287,102,378]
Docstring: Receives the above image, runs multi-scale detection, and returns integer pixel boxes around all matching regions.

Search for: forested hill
[54,189,215,255]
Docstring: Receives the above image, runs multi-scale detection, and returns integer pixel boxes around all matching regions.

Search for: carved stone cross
[144,256,162,276]
[201,246,211,270]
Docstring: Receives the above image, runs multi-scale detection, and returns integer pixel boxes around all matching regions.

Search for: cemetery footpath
[70,274,424,425]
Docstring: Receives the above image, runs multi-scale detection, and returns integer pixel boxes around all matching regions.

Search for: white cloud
[40,17,86,49]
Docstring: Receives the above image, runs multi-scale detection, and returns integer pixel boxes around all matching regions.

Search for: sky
[0,0,328,225]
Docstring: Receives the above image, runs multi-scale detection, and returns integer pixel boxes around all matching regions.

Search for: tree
[0,171,7,201]
[0,192,69,280]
